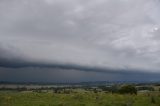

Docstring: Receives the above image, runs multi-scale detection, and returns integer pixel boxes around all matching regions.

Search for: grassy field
[0,90,160,106]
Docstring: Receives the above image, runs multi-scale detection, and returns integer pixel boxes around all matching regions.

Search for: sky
[0,0,160,82]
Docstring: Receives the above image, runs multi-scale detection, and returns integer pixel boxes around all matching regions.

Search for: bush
[111,85,119,93]
[151,96,156,104]
[118,85,137,94]
[93,88,98,93]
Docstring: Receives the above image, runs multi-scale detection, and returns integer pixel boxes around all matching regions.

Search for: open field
[0,90,160,106]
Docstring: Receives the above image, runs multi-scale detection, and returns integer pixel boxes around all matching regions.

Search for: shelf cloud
[0,0,160,82]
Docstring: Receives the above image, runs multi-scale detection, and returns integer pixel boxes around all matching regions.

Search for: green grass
[0,90,160,106]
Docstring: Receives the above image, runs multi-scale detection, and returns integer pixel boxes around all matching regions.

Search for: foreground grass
[0,90,160,106]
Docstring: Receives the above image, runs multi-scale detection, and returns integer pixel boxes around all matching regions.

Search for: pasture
[0,89,160,106]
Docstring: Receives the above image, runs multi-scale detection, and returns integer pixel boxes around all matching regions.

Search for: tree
[118,85,137,94]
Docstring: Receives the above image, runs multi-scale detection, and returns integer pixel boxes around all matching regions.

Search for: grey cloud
[0,67,160,82]
[0,0,160,82]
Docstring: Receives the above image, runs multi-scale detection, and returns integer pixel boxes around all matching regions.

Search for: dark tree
[118,85,137,94]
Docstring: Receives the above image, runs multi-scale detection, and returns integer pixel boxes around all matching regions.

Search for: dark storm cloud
[0,47,145,74]
[0,45,160,82]
[1,43,159,82]
[0,67,160,82]
[0,0,160,82]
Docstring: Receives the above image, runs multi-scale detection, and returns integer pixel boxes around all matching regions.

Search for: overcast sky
[0,0,160,82]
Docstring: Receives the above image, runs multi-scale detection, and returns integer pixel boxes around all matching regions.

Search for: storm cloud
[0,0,160,82]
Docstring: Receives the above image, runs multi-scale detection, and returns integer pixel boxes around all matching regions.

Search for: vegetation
[118,85,137,94]
[0,84,160,106]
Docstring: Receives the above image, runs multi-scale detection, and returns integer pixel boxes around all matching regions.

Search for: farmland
[0,83,160,106]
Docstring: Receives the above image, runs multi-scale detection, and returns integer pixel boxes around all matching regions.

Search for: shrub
[151,96,156,104]
[118,85,137,94]
[93,88,98,93]
[111,85,119,93]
